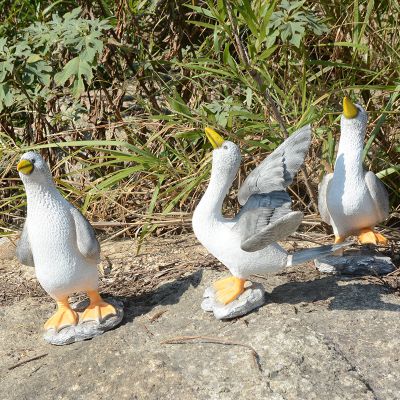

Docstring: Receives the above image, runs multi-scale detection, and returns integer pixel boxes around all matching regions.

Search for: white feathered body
[327,162,379,237]
[192,127,320,279]
[192,181,288,279]
[25,185,98,299]
[323,112,387,237]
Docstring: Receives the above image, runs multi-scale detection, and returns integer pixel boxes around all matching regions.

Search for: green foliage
[268,0,328,47]
[0,0,40,36]
[202,97,252,129]
[0,0,399,239]
[0,7,110,118]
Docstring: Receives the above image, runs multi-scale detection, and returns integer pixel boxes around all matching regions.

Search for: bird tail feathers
[286,243,348,267]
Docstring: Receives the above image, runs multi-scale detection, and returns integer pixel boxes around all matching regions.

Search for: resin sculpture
[316,97,393,276]
[16,152,123,344]
[318,97,389,245]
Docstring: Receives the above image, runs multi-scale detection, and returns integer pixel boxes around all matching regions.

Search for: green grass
[0,0,399,239]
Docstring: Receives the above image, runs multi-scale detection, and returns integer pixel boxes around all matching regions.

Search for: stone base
[314,250,395,276]
[201,282,265,320]
[43,298,124,346]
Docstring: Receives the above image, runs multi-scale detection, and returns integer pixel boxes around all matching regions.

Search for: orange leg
[213,276,246,305]
[332,235,346,256]
[334,235,345,244]
[80,291,116,323]
[44,297,78,332]
[358,228,388,245]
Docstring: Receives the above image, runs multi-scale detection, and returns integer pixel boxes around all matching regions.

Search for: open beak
[205,127,225,149]
[17,159,34,175]
[343,97,359,119]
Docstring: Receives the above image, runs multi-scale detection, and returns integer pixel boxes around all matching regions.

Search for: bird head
[17,151,54,187]
[204,127,241,181]
[341,97,368,138]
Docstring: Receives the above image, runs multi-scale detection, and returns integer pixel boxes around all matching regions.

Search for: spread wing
[318,173,333,224]
[233,191,303,252]
[365,171,389,222]
[237,124,311,205]
[70,207,100,263]
[16,222,34,267]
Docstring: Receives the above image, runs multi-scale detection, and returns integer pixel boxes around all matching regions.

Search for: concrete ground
[1,235,400,400]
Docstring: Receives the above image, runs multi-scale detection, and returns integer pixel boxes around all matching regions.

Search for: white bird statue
[318,97,389,245]
[16,152,116,332]
[193,126,345,305]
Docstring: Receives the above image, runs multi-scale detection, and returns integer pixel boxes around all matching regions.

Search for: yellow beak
[343,97,359,119]
[17,159,34,175]
[205,127,225,149]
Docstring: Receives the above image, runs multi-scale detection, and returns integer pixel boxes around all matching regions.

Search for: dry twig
[148,310,168,322]
[8,353,48,370]
[161,335,262,372]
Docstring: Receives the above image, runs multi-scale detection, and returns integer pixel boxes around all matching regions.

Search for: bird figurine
[318,97,389,245]
[193,126,345,306]
[16,151,116,332]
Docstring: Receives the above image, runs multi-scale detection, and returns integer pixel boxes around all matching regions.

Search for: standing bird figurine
[193,126,345,308]
[318,97,389,245]
[16,152,117,334]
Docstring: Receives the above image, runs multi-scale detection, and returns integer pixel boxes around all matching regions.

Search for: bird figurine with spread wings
[193,126,345,305]
[318,97,389,245]
[16,152,116,333]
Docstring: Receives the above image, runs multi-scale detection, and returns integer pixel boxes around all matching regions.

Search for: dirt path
[1,235,400,399]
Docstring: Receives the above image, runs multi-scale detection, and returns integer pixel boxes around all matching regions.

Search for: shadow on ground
[269,274,400,312]
[107,269,204,324]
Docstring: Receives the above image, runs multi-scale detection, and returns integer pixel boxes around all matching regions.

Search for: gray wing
[16,222,34,267]
[70,207,100,263]
[233,191,303,252]
[318,173,333,224]
[365,171,389,221]
[238,124,311,205]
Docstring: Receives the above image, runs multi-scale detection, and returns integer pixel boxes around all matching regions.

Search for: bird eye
[223,145,228,150]
[31,159,35,164]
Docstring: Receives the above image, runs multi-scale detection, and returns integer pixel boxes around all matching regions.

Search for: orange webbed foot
[213,276,246,305]
[358,228,388,245]
[44,299,78,332]
[81,291,116,323]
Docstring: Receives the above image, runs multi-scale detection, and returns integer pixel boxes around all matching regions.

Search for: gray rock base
[43,298,124,346]
[315,251,395,276]
[201,282,265,320]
